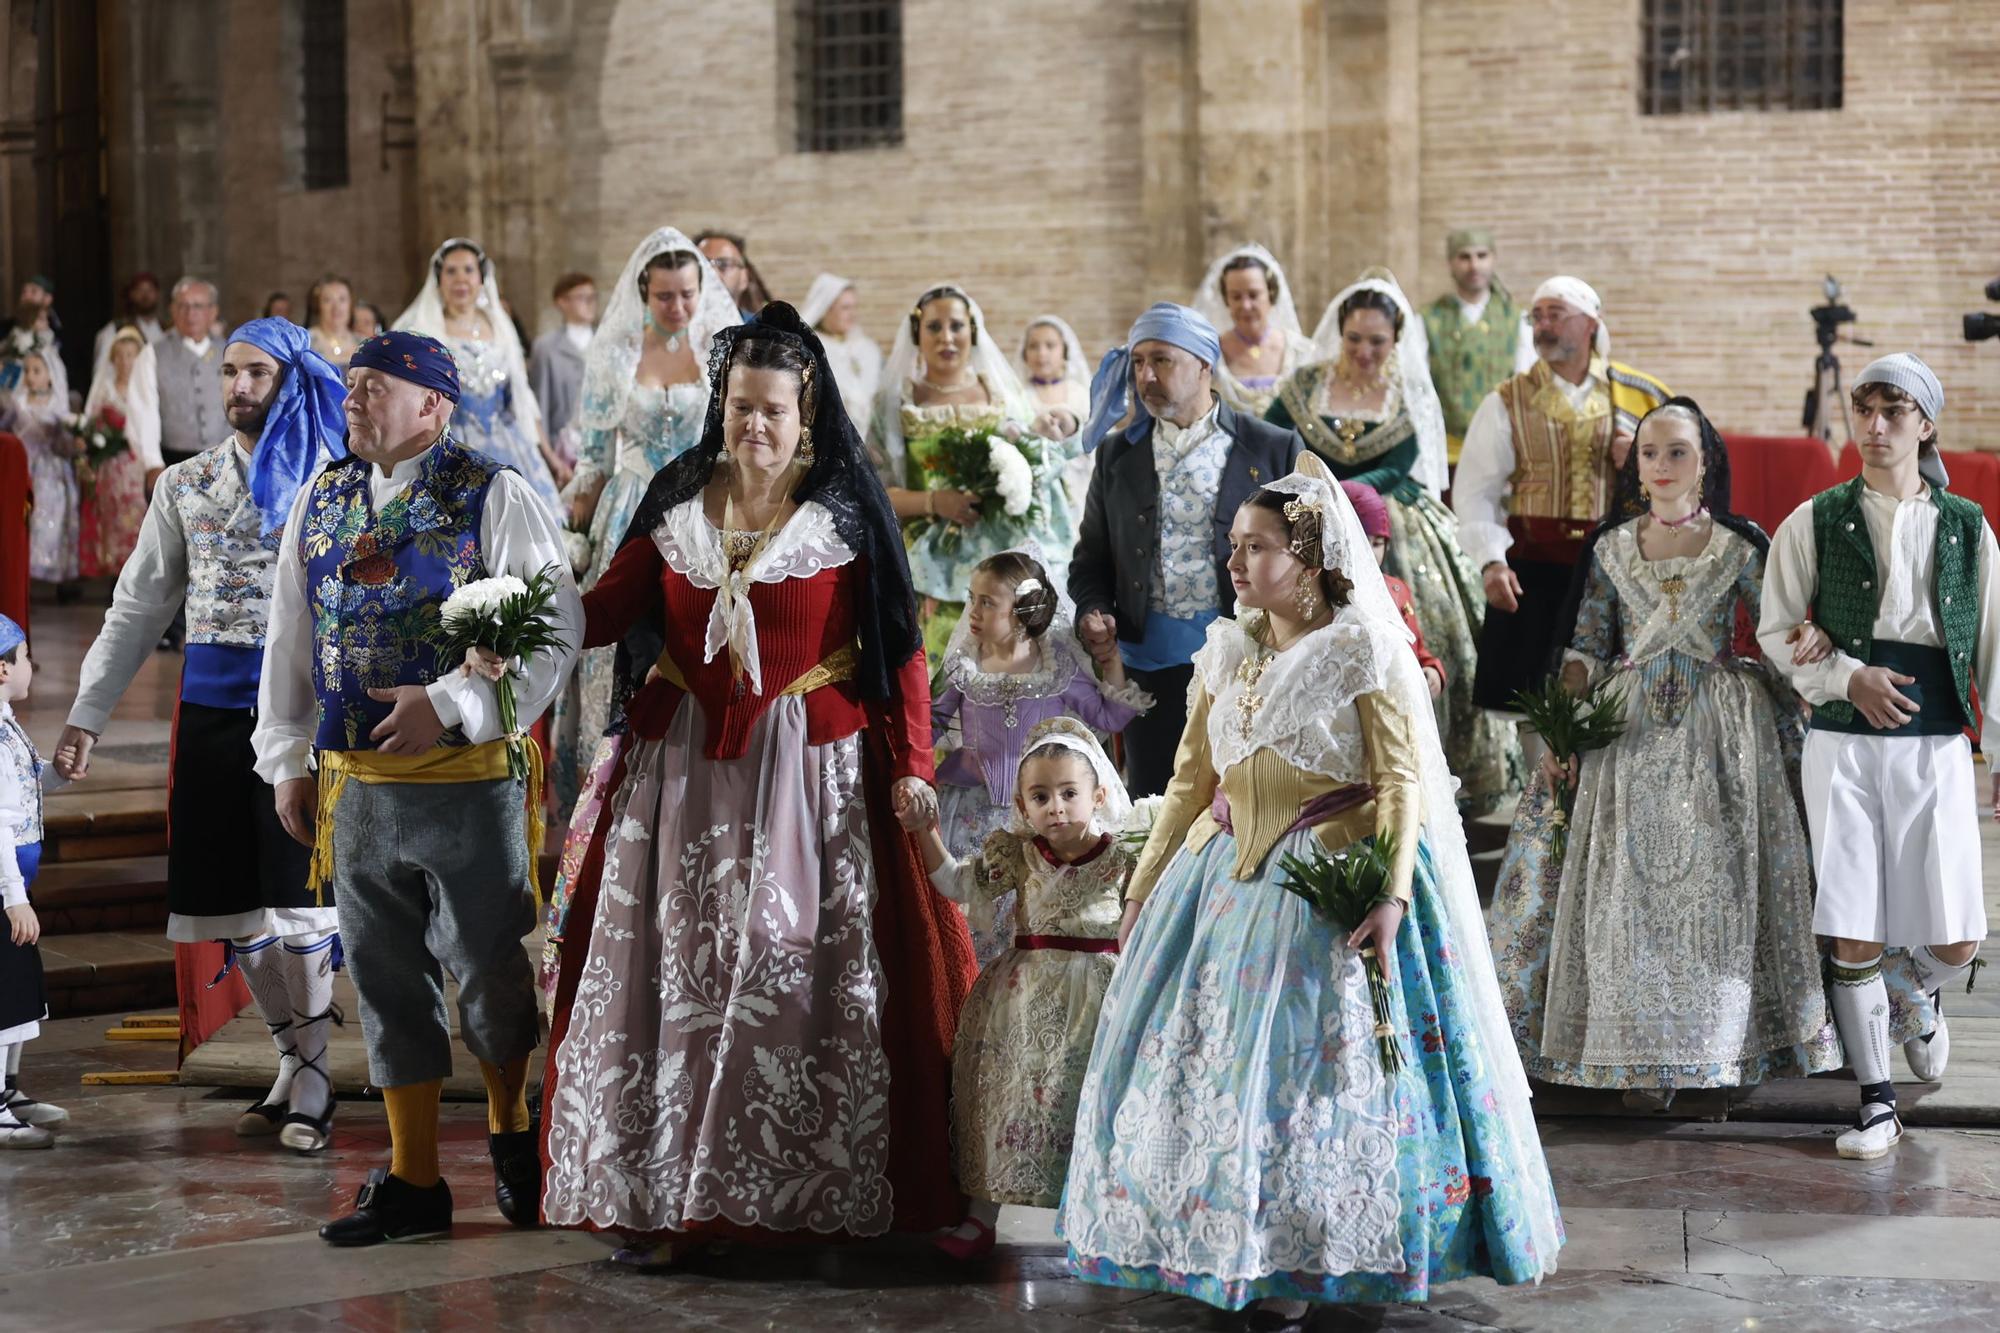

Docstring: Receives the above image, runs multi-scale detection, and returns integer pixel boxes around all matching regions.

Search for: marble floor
[9,604,2000,1330]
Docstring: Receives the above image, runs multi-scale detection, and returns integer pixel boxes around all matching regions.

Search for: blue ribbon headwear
[0,614,23,658]
[230,317,350,536]
[348,331,462,404]
[1081,302,1222,452]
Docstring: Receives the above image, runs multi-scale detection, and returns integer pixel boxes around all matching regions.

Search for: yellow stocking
[478,1057,532,1135]
[383,1079,443,1188]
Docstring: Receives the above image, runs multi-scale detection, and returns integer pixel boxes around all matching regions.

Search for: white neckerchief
[1153,404,1221,462]
[1455,292,1491,325]
[564,323,592,352]
[182,335,213,358]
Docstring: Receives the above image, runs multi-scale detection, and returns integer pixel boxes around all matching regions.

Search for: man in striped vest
[1757,354,1993,1161]
[1451,277,1671,718]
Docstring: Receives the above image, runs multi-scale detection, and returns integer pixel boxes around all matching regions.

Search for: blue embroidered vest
[299,436,504,751]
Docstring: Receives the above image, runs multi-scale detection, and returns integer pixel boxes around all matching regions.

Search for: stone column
[410,0,489,257]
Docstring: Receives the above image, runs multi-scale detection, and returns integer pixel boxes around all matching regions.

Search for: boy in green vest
[1756,353,1992,1160]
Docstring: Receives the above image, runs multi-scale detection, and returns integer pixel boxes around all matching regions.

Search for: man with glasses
[696,230,771,321]
[1452,276,1670,717]
[155,278,228,468]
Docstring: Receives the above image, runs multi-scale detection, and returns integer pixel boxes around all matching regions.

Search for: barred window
[1641,0,1842,115]
[301,0,350,190]
[795,0,903,153]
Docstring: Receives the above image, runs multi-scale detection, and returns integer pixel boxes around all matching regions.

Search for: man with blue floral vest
[254,331,580,1244]
[1758,353,1995,1161]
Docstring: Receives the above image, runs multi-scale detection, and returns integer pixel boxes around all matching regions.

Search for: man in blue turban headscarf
[1069,301,1305,797]
[52,315,351,1160]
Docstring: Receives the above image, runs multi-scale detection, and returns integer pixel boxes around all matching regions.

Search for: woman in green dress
[870,283,1077,657]
[1266,270,1521,814]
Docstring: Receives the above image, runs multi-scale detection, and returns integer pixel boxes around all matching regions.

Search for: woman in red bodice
[538,304,975,1263]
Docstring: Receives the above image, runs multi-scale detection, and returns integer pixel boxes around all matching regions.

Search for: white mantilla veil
[870,281,1034,486]
[394,237,543,431]
[1011,717,1134,837]
[578,226,739,434]
[1192,243,1308,344]
[1308,268,1451,498]
[1017,314,1090,392]
[1260,452,1562,1277]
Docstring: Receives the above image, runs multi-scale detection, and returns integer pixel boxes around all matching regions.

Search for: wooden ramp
[177,933,549,1101]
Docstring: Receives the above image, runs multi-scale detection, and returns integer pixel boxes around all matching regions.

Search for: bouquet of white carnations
[915,425,1048,551]
[433,564,567,780]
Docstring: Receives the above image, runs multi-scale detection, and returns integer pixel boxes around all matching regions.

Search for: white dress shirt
[252,441,584,785]
[1454,293,1491,326]
[1756,481,2000,757]
[1451,367,1603,571]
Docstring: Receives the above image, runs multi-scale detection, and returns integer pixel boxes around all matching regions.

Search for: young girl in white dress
[906,717,1135,1261]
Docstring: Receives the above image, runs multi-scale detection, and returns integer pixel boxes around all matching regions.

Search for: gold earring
[798,424,814,464]
[1294,571,1319,618]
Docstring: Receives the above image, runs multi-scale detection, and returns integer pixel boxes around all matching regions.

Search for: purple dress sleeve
[1058,667,1147,734]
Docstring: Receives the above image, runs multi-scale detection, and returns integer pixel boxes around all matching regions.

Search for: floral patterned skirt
[80,451,144,578]
[541,696,897,1238]
[1061,828,1562,1309]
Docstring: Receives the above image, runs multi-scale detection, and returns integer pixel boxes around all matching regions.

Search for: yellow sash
[650,643,861,697]
[308,739,547,909]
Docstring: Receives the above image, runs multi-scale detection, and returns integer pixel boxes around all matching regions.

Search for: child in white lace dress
[904,717,1135,1259]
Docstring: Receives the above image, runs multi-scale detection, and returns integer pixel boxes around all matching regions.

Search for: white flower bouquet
[915,424,1049,551]
[433,564,567,780]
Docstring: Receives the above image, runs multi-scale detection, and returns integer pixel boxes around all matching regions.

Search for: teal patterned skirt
[1059,827,1562,1309]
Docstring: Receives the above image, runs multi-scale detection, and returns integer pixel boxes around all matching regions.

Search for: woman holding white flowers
[1062,454,1562,1326]
[540,302,977,1265]
[870,283,1080,657]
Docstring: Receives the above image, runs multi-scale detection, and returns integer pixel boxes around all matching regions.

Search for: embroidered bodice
[1193,610,1400,784]
[933,637,1150,802]
[608,380,707,480]
[445,336,516,435]
[967,829,1130,939]
[1566,524,1769,728]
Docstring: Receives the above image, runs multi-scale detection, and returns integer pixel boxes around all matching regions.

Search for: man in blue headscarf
[1071,302,1304,797]
[53,316,350,1156]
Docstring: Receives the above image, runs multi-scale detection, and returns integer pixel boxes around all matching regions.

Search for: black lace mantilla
[609,302,923,710]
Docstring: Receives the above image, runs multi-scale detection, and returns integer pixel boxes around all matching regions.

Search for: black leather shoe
[319,1168,454,1246]
[490,1127,542,1228]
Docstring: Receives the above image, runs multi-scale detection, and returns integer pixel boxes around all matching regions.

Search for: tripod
[1803,296,1870,461]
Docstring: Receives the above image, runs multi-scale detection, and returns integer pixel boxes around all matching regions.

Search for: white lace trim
[1195,611,1398,783]
[653,498,856,693]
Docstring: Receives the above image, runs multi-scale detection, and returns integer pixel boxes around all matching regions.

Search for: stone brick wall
[1410,0,2000,440]
[572,0,1149,374]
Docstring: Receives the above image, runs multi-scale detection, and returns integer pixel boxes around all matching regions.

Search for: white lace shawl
[652,497,856,695]
[1194,610,1400,783]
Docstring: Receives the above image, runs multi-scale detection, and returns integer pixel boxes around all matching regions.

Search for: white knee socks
[1829,952,1895,1104]
[280,931,339,1123]
[232,935,298,1109]
[1912,945,1979,999]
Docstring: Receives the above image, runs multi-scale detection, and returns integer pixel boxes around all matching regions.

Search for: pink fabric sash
[1210,783,1375,839]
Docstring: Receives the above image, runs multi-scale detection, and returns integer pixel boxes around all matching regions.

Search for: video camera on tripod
[1964,277,2000,342]
[1803,276,1872,448]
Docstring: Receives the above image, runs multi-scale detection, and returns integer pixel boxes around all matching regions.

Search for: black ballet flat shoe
[489,1127,542,1229]
[1243,1305,1313,1333]
[319,1167,454,1247]
[279,1095,337,1154]
[234,1099,286,1137]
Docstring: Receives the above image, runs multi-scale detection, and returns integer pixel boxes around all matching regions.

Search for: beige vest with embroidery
[1496,359,1613,523]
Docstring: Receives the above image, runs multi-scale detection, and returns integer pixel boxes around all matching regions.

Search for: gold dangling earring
[797,424,814,466]
[1294,571,1319,619]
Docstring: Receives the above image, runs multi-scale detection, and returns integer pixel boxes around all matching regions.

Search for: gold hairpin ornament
[1283,497,1315,524]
